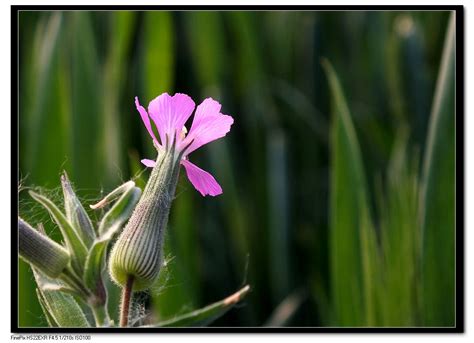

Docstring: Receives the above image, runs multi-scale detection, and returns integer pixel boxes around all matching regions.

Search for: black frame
[11,4,464,333]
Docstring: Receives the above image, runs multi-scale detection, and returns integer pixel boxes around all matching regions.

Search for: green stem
[120,275,134,327]
[91,304,111,327]
[60,268,91,298]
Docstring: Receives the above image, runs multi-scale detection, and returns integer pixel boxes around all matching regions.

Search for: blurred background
[18,10,455,327]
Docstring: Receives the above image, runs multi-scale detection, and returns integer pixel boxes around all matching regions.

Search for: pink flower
[135,93,234,197]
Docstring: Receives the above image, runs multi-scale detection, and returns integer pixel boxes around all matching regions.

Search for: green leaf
[33,270,90,328]
[90,180,136,210]
[96,182,142,237]
[378,132,421,326]
[101,11,137,188]
[36,288,90,327]
[83,240,108,297]
[145,285,250,327]
[32,268,78,296]
[61,172,96,247]
[128,150,147,190]
[322,59,371,326]
[358,204,380,326]
[84,181,141,294]
[184,12,226,91]
[419,12,455,326]
[66,12,102,189]
[36,289,58,327]
[140,11,174,158]
[22,12,69,187]
[142,11,174,100]
[29,191,88,277]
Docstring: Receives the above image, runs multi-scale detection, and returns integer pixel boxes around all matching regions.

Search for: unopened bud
[109,147,180,291]
[19,217,70,278]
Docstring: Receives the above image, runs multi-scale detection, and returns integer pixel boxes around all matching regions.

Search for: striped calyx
[19,217,70,278]
[108,145,181,291]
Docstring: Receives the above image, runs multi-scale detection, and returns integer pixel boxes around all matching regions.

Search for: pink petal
[135,97,160,146]
[141,159,156,168]
[181,159,222,196]
[181,98,234,155]
[148,93,195,146]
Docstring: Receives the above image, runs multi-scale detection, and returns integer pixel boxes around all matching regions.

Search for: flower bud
[109,146,181,291]
[19,217,70,278]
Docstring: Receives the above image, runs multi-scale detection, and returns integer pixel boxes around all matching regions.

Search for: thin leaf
[145,285,250,327]
[101,12,137,188]
[139,11,174,158]
[39,283,78,296]
[359,205,380,326]
[84,181,141,293]
[33,267,78,296]
[37,288,90,328]
[29,191,88,277]
[36,289,58,327]
[33,269,90,328]
[90,180,136,210]
[419,12,456,326]
[322,59,370,326]
[83,240,109,291]
[67,12,102,189]
[184,12,225,91]
[83,239,108,297]
[61,172,95,247]
[96,183,141,237]
[142,11,174,100]
[23,12,69,186]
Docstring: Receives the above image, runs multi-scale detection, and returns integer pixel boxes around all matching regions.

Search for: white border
[1,0,471,341]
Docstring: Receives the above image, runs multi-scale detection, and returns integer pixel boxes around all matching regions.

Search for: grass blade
[66,12,102,189]
[358,205,380,326]
[143,11,174,99]
[323,59,370,326]
[378,132,421,326]
[101,12,137,188]
[419,12,456,326]
[139,11,174,158]
[22,12,69,186]
[146,285,250,327]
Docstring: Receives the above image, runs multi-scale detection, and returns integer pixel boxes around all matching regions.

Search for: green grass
[18,10,456,327]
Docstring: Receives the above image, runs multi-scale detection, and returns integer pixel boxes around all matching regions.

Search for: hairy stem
[120,275,134,327]
[60,268,91,298]
[92,304,111,327]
